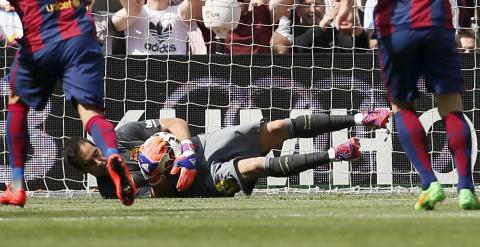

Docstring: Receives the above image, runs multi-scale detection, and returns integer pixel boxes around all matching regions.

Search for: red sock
[444,112,474,191]
[85,115,119,158]
[7,103,29,182]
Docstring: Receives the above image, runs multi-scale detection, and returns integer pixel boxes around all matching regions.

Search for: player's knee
[266,119,285,131]
[436,93,463,117]
[260,120,290,152]
[8,94,23,105]
[264,120,289,137]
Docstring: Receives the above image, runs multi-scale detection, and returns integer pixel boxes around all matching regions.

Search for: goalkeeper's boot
[106,154,137,206]
[414,181,445,211]
[458,189,480,210]
[0,184,26,208]
[334,137,361,161]
[362,108,391,129]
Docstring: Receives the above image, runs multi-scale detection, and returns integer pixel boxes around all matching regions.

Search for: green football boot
[458,189,480,210]
[414,182,445,211]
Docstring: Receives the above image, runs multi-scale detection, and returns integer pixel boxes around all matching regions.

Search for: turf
[0,194,479,247]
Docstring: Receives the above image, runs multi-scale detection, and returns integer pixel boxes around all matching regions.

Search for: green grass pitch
[1,194,479,247]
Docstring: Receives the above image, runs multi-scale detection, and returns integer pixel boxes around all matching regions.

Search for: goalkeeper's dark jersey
[96,119,166,199]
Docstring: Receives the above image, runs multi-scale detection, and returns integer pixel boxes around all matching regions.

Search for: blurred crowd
[1,0,479,55]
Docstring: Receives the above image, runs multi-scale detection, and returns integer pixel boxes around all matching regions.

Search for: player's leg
[78,106,136,206]
[0,52,56,207]
[62,36,136,206]
[436,94,477,209]
[6,94,28,190]
[260,110,390,153]
[393,102,445,210]
[286,111,389,137]
[378,29,443,210]
[259,117,357,153]
[236,137,360,184]
[77,104,119,161]
[423,26,478,209]
[207,137,360,196]
[393,102,438,190]
[1,93,29,207]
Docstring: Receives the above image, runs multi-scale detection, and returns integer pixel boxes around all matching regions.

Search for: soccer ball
[139,132,182,174]
[153,132,182,173]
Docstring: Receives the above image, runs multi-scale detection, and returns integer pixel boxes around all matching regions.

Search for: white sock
[354,113,364,125]
[328,148,336,161]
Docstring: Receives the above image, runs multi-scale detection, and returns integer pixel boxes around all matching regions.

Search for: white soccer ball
[202,0,241,39]
[150,132,182,173]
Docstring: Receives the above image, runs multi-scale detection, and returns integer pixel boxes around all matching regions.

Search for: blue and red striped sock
[444,112,474,191]
[85,115,119,159]
[7,103,29,188]
[394,109,437,190]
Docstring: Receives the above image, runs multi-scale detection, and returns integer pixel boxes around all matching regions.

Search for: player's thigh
[422,27,463,96]
[235,156,266,183]
[202,122,263,162]
[260,120,290,153]
[61,36,105,108]
[8,53,57,110]
[377,30,422,103]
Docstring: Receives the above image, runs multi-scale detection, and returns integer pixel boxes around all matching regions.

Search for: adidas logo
[149,21,172,44]
[141,163,151,173]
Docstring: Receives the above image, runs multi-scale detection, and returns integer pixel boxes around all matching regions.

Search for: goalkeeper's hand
[138,137,168,185]
[170,140,197,192]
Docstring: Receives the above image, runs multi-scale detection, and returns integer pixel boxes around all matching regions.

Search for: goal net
[0,0,479,195]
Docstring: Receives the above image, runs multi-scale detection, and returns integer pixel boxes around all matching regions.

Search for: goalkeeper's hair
[64,137,95,173]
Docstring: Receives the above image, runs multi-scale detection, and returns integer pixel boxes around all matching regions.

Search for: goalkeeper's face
[78,142,108,177]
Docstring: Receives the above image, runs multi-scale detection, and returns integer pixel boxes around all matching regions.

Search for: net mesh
[0,0,479,195]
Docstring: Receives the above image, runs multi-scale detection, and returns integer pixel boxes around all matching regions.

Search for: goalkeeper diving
[65,109,390,198]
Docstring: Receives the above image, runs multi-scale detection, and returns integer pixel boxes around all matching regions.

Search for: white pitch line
[285,212,480,219]
[0,216,149,222]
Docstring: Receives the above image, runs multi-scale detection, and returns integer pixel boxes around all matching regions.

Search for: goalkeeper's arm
[158,118,192,142]
[159,118,198,192]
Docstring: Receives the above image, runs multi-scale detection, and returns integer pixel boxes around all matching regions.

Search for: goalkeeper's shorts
[182,121,263,197]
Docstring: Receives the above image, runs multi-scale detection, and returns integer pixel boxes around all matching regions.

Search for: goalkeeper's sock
[86,115,119,158]
[264,152,331,177]
[444,112,474,191]
[287,114,355,138]
[394,109,437,190]
[7,103,29,191]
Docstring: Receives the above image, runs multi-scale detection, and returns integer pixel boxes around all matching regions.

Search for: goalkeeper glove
[138,136,168,185]
[170,140,197,192]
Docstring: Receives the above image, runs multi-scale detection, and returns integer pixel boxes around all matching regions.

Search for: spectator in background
[271,15,294,54]
[93,11,127,55]
[111,0,204,55]
[224,0,294,54]
[272,0,369,53]
[362,0,377,49]
[0,0,22,48]
[453,0,476,53]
